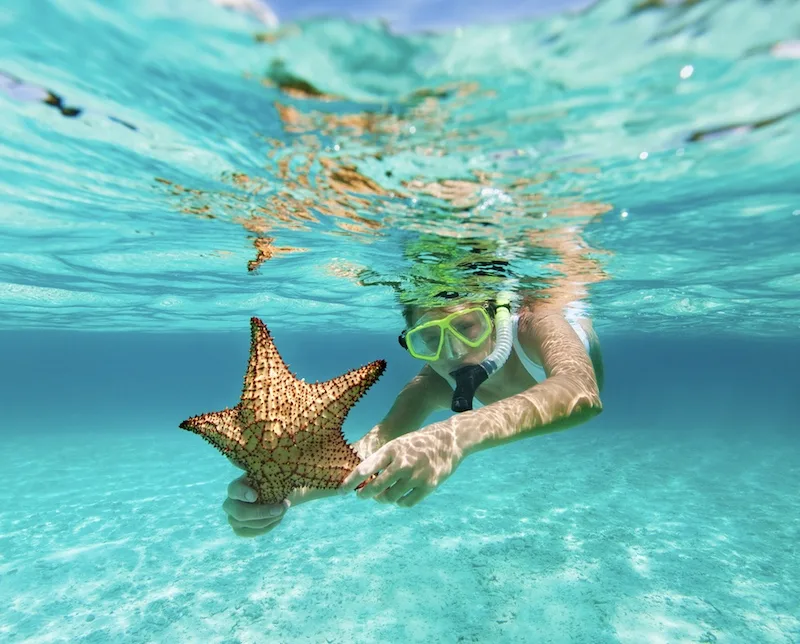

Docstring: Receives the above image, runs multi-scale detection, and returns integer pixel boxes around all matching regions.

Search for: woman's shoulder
[515,303,595,349]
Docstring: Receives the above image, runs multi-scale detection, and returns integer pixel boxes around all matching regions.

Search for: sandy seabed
[1,425,797,643]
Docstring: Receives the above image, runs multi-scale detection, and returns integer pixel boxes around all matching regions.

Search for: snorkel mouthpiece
[450,292,514,413]
[450,363,490,412]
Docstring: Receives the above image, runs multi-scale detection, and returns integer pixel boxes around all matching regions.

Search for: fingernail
[245,490,256,502]
[269,505,284,517]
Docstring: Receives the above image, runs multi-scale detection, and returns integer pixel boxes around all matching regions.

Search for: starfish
[179,317,386,504]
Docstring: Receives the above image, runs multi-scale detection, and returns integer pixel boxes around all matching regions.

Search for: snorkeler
[223,290,604,537]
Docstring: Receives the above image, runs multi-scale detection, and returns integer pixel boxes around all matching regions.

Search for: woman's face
[407,303,495,376]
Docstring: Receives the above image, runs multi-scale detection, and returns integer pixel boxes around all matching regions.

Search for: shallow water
[3,424,797,642]
[1,0,799,642]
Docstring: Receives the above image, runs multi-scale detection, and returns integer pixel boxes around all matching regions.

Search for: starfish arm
[179,407,244,464]
[240,317,308,421]
[285,360,385,490]
[308,360,387,425]
[291,428,362,489]
[243,454,295,504]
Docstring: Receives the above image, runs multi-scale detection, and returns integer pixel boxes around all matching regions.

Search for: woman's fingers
[375,478,413,504]
[357,466,403,499]
[227,514,283,531]
[224,474,293,538]
[228,517,282,538]
[396,486,429,508]
[340,449,393,492]
[223,497,289,522]
[227,475,257,502]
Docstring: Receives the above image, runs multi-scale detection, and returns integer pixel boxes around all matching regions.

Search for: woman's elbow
[571,379,602,418]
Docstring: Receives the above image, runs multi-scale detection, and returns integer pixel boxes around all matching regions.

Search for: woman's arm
[287,366,451,505]
[352,364,452,459]
[453,311,603,457]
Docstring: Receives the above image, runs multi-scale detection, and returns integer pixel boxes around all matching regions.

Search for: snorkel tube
[450,291,514,413]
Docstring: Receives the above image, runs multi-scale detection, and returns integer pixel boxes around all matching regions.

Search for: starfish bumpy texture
[180,317,386,504]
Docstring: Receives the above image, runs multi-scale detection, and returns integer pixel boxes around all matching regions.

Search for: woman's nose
[442,331,468,360]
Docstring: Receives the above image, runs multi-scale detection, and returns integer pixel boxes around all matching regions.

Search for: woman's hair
[357,233,556,327]
[402,291,498,327]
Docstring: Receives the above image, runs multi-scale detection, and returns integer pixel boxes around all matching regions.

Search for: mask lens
[407,325,442,358]
[450,309,489,342]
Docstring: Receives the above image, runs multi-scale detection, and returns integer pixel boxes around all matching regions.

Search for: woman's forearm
[453,375,602,457]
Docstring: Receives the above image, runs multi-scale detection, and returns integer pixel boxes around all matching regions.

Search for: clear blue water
[1,0,799,642]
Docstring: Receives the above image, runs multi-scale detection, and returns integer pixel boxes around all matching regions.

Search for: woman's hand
[222,474,290,538]
[339,420,464,508]
[222,474,343,538]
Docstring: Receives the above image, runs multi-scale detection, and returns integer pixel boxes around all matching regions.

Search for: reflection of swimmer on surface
[0,71,137,130]
[223,229,608,537]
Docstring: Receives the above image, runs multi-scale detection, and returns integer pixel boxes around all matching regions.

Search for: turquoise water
[1,0,799,642]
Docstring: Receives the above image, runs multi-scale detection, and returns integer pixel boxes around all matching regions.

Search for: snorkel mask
[398,291,515,413]
[399,306,493,362]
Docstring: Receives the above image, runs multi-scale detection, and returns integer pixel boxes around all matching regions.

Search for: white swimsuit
[511,311,591,382]
[443,308,592,391]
